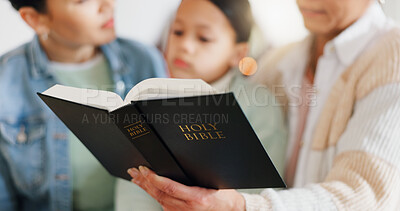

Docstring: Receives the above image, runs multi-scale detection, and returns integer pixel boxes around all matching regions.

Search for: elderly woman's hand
[127,166,245,211]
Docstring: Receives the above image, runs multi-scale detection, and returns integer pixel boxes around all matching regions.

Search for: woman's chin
[304,23,331,35]
[95,33,117,45]
[88,28,116,45]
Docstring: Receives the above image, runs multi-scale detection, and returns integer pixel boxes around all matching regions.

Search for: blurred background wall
[0,0,399,56]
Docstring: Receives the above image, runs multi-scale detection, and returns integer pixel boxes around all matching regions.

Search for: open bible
[38,78,285,189]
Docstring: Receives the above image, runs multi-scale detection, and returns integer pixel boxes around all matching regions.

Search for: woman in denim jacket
[0,0,167,210]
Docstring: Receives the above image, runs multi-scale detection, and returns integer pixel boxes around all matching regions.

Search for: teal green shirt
[49,53,115,211]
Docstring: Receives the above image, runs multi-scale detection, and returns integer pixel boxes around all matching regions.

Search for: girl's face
[165,0,247,83]
[297,0,372,37]
[45,0,116,46]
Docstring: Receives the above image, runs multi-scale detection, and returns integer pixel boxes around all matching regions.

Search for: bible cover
[38,92,286,189]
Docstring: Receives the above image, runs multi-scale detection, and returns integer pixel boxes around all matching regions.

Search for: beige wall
[382,0,400,23]
[0,0,398,56]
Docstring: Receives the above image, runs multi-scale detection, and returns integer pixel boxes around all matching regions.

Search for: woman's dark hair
[9,0,47,13]
[209,0,254,43]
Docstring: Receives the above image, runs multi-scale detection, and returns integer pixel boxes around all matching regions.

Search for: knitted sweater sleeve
[242,82,400,211]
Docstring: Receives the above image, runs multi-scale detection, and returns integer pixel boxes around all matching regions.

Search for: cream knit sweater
[244,28,400,210]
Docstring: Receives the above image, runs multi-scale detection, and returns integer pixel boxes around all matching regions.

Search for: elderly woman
[127,0,400,210]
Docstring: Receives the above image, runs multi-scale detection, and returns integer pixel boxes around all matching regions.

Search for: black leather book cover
[37,93,150,181]
[112,105,192,185]
[132,93,285,189]
[37,92,286,189]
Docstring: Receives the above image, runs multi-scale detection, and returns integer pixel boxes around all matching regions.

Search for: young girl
[0,0,166,210]
[115,0,287,210]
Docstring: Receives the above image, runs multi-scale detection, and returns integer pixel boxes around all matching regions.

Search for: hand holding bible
[128,166,245,211]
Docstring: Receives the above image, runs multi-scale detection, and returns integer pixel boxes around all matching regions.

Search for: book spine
[112,104,193,186]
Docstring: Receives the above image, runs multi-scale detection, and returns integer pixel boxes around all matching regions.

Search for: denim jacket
[0,36,167,211]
